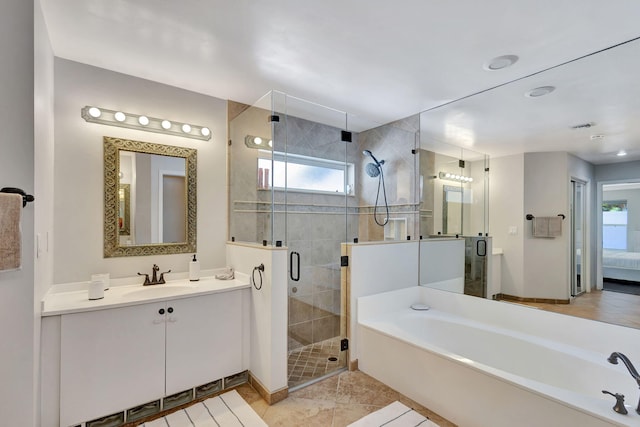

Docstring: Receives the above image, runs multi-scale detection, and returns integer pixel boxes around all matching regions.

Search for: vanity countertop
[41,274,250,316]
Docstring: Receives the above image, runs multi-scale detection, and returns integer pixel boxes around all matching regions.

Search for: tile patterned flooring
[288,337,345,388]
[516,289,640,329]
[238,370,456,427]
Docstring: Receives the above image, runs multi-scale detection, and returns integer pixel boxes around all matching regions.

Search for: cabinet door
[60,303,166,426]
[165,291,244,395]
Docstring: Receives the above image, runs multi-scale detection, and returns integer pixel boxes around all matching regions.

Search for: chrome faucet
[138,264,172,286]
[608,351,640,414]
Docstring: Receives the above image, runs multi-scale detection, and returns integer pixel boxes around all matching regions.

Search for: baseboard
[496,293,570,304]
[248,372,288,405]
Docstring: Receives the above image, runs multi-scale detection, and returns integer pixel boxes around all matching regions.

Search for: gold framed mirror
[104,136,197,257]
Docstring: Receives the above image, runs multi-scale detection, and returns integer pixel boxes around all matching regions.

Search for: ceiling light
[483,54,519,71]
[617,150,627,157]
[80,106,212,141]
[245,135,272,149]
[590,134,605,141]
[525,86,555,98]
[88,107,101,118]
[439,171,473,183]
[571,122,596,130]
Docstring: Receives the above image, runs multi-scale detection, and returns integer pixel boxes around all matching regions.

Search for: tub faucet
[138,264,172,286]
[608,351,640,414]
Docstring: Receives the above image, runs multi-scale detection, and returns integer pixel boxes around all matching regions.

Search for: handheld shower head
[363,149,385,167]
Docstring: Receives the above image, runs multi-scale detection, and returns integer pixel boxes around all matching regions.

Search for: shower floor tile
[288,336,344,388]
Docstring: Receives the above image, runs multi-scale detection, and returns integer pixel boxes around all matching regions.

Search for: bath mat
[348,401,439,427]
[139,389,267,427]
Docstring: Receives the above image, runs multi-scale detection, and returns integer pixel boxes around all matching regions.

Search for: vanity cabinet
[59,290,246,427]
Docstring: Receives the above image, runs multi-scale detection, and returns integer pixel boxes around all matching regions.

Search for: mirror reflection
[417,36,640,330]
[104,136,197,257]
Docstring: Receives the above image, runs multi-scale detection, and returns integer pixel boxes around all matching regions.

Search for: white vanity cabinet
[165,290,244,395]
[58,289,247,427]
[60,302,166,426]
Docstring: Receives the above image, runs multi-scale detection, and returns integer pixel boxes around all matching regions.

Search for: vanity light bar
[81,106,212,141]
[244,135,273,149]
[439,171,474,183]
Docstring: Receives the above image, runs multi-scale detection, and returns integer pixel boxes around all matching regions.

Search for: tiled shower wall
[357,115,419,242]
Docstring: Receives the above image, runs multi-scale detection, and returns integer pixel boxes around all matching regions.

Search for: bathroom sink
[123,285,196,300]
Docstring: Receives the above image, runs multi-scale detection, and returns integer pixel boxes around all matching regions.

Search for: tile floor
[238,370,456,427]
[287,336,345,388]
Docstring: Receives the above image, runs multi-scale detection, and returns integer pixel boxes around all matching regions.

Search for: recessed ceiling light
[525,86,555,98]
[590,134,605,141]
[483,54,519,71]
[617,150,627,157]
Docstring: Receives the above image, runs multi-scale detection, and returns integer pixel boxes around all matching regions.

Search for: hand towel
[0,193,22,271]
[532,217,549,237]
[548,216,562,237]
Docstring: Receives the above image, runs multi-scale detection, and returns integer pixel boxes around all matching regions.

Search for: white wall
[489,154,525,296]
[53,59,228,284]
[0,0,36,425]
[34,2,56,426]
[346,241,419,362]
[226,243,288,393]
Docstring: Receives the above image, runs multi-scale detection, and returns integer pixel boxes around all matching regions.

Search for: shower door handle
[476,239,487,257]
[290,251,300,282]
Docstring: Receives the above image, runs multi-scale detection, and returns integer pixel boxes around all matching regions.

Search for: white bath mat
[348,401,439,427]
[139,389,267,427]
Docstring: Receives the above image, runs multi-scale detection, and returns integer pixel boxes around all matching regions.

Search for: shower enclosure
[229,92,355,389]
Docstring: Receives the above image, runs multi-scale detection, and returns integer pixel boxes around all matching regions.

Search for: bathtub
[357,286,640,427]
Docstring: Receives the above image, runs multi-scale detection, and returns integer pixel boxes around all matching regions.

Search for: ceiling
[40,0,640,164]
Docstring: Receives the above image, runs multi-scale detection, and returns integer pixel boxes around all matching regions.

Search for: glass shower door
[271,93,350,390]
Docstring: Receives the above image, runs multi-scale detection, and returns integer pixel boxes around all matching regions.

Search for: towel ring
[0,187,35,207]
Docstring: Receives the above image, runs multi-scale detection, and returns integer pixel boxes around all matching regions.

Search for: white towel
[532,216,562,238]
[0,193,22,271]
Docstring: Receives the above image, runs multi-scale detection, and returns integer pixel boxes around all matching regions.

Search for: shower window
[258,151,354,195]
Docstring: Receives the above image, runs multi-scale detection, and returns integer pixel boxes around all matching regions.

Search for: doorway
[571,179,586,296]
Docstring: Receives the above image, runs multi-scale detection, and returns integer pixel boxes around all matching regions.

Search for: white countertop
[41,273,251,316]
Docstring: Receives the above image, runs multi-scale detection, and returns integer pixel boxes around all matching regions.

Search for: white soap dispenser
[189,254,200,281]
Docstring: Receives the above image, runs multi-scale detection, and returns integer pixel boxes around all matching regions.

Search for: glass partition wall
[419,118,490,297]
[229,92,355,389]
[229,92,486,388]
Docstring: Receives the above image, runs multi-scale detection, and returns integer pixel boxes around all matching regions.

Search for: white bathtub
[357,286,640,427]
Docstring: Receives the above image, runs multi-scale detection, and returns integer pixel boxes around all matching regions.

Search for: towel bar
[1,187,34,207]
[526,213,565,220]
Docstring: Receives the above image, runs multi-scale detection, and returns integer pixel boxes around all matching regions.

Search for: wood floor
[516,289,640,329]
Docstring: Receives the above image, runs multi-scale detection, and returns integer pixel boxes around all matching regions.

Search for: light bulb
[254,137,263,145]
[88,107,101,118]
[182,124,192,133]
[114,111,126,122]
[268,140,273,147]
[445,173,451,178]
[161,120,172,130]
[200,127,210,137]
[469,177,474,182]
[138,116,149,126]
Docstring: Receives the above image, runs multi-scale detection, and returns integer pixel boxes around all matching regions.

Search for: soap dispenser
[189,254,200,281]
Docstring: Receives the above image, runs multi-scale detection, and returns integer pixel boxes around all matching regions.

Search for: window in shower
[258,151,354,195]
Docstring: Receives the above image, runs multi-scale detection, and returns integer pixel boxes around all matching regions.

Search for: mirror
[416,38,640,330]
[104,136,197,257]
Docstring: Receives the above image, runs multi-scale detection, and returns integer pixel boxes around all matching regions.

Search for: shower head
[365,162,381,178]
[363,149,385,167]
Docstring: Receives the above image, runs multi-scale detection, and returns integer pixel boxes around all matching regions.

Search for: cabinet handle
[158,308,165,315]
[168,307,174,313]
